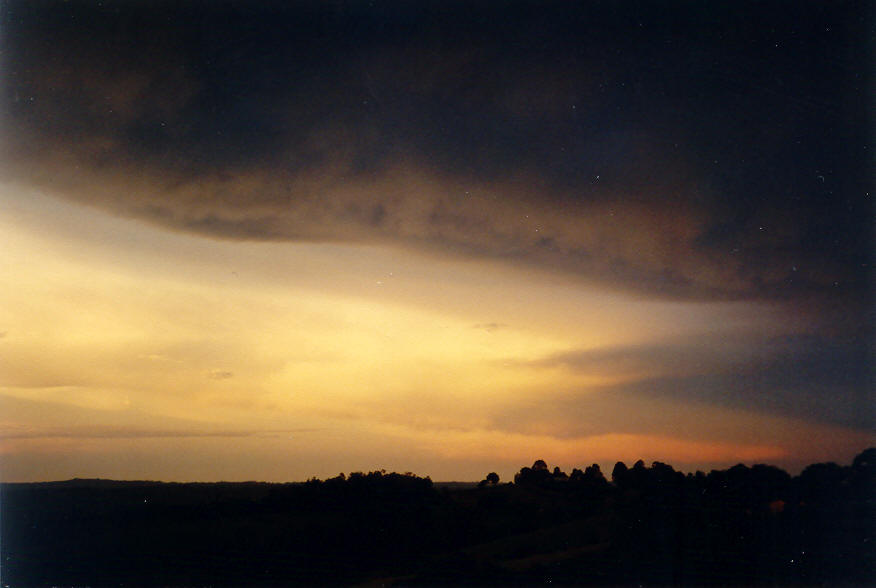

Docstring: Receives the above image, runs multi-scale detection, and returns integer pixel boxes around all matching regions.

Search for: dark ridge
[2,450,874,586]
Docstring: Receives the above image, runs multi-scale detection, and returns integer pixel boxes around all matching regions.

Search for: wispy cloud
[0,426,318,440]
[473,322,508,333]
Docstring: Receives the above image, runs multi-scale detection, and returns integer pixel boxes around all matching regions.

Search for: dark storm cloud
[517,331,875,432]
[1,1,871,302]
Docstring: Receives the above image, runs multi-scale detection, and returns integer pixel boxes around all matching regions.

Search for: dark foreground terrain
[2,450,874,587]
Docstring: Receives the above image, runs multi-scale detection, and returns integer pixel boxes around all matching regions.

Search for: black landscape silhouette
[2,449,873,586]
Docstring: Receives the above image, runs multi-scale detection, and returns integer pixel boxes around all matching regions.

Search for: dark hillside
[2,450,873,586]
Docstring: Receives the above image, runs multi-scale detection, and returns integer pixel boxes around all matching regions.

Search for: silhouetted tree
[647,461,684,490]
[852,447,876,471]
[514,461,552,486]
[567,463,609,500]
[514,466,532,485]
[798,461,846,504]
[584,464,606,485]
[628,459,648,489]
[850,447,876,499]
[479,472,500,487]
[612,461,628,485]
[748,464,790,505]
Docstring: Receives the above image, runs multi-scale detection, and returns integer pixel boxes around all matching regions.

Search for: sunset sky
[0,1,872,482]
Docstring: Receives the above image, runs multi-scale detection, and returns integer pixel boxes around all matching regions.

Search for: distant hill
[2,452,873,586]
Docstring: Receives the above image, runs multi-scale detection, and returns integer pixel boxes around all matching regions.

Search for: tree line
[1,449,873,586]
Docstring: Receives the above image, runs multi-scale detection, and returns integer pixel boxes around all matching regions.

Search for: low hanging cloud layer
[2,1,871,303]
[520,332,874,431]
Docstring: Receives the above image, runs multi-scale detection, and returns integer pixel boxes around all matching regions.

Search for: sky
[0,1,872,482]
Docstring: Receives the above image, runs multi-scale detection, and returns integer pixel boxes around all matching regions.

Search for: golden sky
[1,183,870,481]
